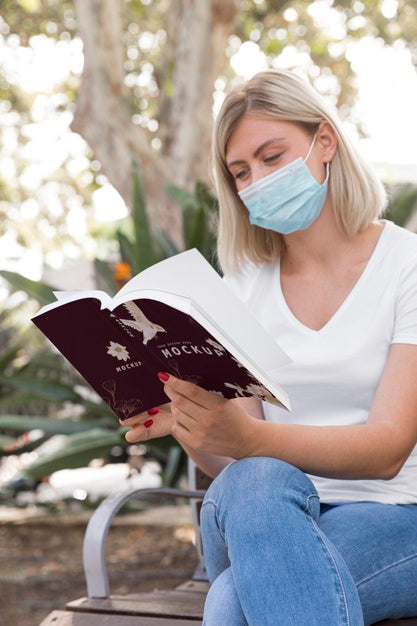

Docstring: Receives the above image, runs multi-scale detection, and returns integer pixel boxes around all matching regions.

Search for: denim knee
[203,457,319,521]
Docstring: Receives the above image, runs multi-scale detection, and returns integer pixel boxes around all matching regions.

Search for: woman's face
[225,114,327,193]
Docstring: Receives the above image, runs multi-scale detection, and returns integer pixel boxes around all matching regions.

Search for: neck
[280,202,382,273]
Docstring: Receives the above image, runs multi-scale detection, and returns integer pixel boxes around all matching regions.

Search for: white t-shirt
[224,220,417,504]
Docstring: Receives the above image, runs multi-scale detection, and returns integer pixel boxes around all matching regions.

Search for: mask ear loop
[323,162,330,184]
[304,130,331,185]
[304,131,318,163]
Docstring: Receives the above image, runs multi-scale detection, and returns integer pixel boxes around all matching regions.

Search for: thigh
[318,502,417,625]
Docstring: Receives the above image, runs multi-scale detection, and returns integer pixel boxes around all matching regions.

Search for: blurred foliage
[1,0,417,502]
[1,1,417,264]
[232,0,417,129]
[0,163,217,496]
[386,183,417,228]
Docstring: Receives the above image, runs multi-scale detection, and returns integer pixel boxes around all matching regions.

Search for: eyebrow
[227,137,286,169]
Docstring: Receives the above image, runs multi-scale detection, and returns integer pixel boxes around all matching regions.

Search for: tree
[1,0,416,489]
[66,0,417,242]
[71,0,240,243]
[1,0,417,259]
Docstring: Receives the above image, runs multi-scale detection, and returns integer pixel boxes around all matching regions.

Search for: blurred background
[1,0,417,511]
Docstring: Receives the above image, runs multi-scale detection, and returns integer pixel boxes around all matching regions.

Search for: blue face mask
[238,133,330,235]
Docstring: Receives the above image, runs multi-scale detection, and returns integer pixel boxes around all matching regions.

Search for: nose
[245,164,266,187]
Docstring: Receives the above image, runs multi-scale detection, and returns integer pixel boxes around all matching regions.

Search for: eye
[233,168,249,181]
[264,153,282,164]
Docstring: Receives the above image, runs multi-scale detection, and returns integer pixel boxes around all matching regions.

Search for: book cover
[32,249,291,420]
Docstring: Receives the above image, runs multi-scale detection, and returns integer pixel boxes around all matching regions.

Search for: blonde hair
[213,70,387,273]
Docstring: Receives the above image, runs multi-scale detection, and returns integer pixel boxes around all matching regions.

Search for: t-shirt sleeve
[222,263,261,303]
[222,271,241,297]
[392,251,417,345]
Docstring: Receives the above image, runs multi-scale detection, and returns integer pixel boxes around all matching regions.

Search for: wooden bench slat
[39,610,202,625]
[64,581,417,625]
[45,607,417,626]
[67,587,207,619]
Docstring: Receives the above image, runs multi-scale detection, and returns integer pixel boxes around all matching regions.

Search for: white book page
[113,286,290,409]
[114,249,291,375]
[32,290,112,317]
[32,250,291,408]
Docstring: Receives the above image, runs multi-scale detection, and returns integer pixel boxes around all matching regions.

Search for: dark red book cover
[33,296,282,420]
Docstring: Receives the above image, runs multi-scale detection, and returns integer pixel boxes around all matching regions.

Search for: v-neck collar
[274,220,391,335]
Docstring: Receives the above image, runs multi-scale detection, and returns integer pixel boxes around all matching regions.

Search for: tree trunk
[163,0,241,190]
[71,0,240,242]
[71,0,173,232]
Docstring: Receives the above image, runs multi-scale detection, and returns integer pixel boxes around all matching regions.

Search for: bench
[39,459,417,626]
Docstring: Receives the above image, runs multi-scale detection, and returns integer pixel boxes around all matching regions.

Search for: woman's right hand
[120,403,173,443]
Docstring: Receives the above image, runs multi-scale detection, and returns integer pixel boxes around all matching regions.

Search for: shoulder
[223,259,278,303]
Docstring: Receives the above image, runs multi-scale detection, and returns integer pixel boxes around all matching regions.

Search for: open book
[32,249,291,420]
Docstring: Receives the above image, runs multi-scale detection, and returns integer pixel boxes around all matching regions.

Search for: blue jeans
[200,457,417,625]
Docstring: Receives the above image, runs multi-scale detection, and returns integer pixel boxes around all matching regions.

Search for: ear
[316,121,337,163]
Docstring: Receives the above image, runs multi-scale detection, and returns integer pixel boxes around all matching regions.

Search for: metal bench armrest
[83,486,206,598]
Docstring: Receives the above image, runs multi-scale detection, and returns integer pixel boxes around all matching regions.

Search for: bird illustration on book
[120,302,166,344]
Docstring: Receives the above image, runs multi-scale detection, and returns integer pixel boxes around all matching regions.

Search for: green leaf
[162,444,187,486]
[195,181,218,213]
[0,376,84,402]
[165,183,197,210]
[23,428,124,479]
[0,271,57,305]
[152,228,179,262]
[181,204,197,246]
[132,159,154,271]
[0,435,14,448]
[0,415,102,435]
[116,229,139,271]
[0,434,50,457]
[186,205,208,251]
[387,184,417,228]
[0,344,22,374]
[94,258,118,295]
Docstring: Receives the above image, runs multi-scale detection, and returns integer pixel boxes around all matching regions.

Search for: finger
[171,418,191,441]
[171,418,203,450]
[161,373,224,410]
[125,423,151,443]
[164,387,207,424]
[120,402,171,427]
[120,411,150,427]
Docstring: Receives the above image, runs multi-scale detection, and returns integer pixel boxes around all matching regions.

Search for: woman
[123,70,417,625]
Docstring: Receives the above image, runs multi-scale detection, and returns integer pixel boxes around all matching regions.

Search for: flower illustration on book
[101,379,143,419]
[224,381,283,407]
[106,341,130,361]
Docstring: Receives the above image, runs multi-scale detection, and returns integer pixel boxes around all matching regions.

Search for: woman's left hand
[159,372,260,458]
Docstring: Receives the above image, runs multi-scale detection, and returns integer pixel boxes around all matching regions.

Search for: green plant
[111,160,220,280]
[386,183,417,229]
[0,162,219,493]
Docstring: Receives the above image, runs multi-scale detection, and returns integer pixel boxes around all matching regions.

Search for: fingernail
[158,372,170,382]
[144,419,154,428]
[147,407,159,416]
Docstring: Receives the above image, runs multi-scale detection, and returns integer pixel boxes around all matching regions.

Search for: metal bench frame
[83,458,207,599]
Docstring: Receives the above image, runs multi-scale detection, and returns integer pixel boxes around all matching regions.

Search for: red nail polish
[158,372,170,382]
[147,407,159,416]
[144,419,153,428]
